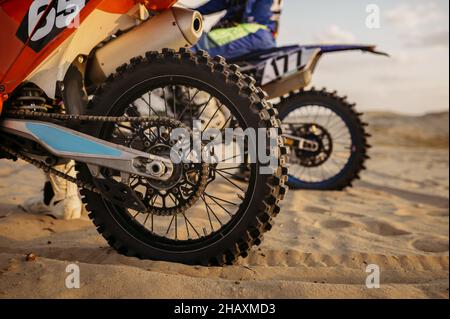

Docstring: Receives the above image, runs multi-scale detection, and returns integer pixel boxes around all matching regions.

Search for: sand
[0,112,448,299]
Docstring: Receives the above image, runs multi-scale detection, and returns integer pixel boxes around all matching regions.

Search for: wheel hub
[125,117,209,216]
[146,144,183,190]
[293,123,333,167]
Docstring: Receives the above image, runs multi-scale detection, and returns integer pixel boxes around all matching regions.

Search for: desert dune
[0,112,448,299]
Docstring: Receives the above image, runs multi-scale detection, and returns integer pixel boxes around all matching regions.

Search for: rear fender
[303,44,389,56]
[260,44,388,99]
[260,47,321,98]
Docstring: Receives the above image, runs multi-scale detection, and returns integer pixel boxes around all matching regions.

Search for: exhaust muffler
[88,7,203,84]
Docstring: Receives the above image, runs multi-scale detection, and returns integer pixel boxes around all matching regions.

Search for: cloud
[313,46,449,115]
[404,29,450,48]
[385,3,444,29]
[385,3,448,48]
[314,25,356,44]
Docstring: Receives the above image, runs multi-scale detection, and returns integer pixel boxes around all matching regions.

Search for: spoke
[205,193,234,216]
[189,88,199,122]
[320,163,332,180]
[168,193,178,207]
[141,95,160,117]
[177,88,192,121]
[114,83,252,241]
[325,110,335,127]
[296,165,306,179]
[215,166,243,172]
[333,141,352,146]
[320,164,326,181]
[172,85,177,119]
[165,215,175,236]
[174,213,178,240]
[202,102,223,133]
[332,131,351,141]
[307,167,312,182]
[330,158,346,170]
[205,193,240,206]
[201,195,224,226]
[215,170,245,193]
[176,86,196,121]
[183,213,191,238]
[212,168,237,178]
[203,196,215,232]
[313,106,321,123]
[146,127,160,142]
[162,86,168,117]
[195,95,214,119]
[220,116,233,131]
[331,125,350,137]
[334,151,351,157]
[143,212,151,227]
[181,212,202,238]
[327,119,346,131]
[220,152,248,164]
[151,213,154,232]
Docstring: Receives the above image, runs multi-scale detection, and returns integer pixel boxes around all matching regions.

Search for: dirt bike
[229,45,388,190]
[0,0,288,266]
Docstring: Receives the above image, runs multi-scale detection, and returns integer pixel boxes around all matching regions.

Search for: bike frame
[0,0,200,183]
[0,0,178,114]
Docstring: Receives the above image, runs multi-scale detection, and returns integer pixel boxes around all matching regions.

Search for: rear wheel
[277,89,370,190]
[77,49,288,266]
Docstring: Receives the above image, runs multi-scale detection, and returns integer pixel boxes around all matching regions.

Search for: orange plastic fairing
[0,0,179,96]
[0,94,7,115]
[142,0,178,11]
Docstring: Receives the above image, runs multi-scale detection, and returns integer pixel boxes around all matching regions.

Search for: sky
[180,0,449,115]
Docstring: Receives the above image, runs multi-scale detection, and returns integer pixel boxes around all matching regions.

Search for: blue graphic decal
[27,123,122,157]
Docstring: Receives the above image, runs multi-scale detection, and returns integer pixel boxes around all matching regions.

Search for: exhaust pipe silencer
[89,7,203,84]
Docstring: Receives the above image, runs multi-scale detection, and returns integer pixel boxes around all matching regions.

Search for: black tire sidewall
[78,56,277,264]
[277,91,367,190]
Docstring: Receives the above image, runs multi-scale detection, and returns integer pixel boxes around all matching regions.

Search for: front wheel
[77,49,288,266]
[277,89,370,190]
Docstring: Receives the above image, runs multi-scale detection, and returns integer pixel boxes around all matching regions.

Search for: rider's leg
[22,161,83,220]
[193,23,276,60]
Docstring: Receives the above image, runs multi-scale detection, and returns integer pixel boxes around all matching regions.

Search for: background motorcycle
[0,0,288,265]
[229,44,388,190]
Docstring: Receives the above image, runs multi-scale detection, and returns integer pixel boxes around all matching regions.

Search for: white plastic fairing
[25,7,139,98]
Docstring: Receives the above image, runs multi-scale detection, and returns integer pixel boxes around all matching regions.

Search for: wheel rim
[95,76,259,251]
[284,104,353,184]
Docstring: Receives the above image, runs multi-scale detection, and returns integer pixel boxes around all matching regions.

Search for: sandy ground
[0,112,448,299]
